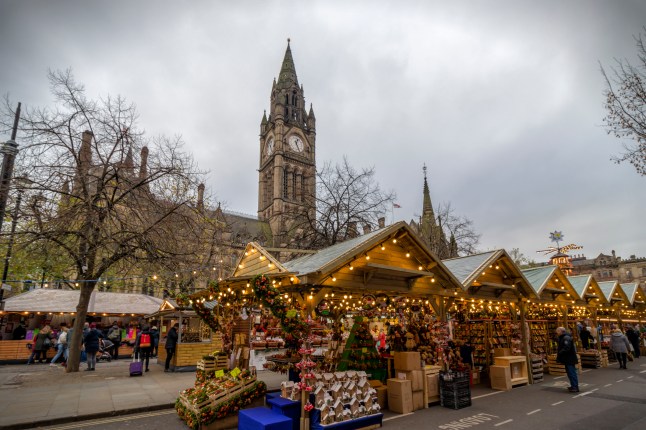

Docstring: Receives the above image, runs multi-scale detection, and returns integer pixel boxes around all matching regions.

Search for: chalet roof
[3,289,163,315]
[598,281,631,303]
[225,221,464,293]
[522,265,580,302]
[442,251,498,286]
[522,266,557,295]
[621,283,640,305]
[442,250,536,299]
[282,228,386,275]
[567,275,608,305]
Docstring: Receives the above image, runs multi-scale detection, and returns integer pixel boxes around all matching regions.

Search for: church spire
[422,164,434,218]
[277,38,299,90]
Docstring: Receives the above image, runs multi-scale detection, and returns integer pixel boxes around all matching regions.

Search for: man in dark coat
[12,322,26,340]
[83,323,103,371]
[556,327,579,392]
[164,323,179,372]
[625,325,641,359]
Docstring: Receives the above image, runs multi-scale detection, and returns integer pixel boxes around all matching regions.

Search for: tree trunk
[66,281,96,373]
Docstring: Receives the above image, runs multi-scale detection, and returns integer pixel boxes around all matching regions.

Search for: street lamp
[0,102,21,310]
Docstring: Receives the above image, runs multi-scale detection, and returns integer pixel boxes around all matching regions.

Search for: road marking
[551,401,564,406]
[472,391,504,400]
[553,376,565,379]
[617,379,624,382]
[604,383,612,387]
[494,419,513,426]
[581,369,591,373]
[573,388,597,398]
[527,409,541,415]
[640,370,646,374]
[627,376,633,379]
[383,413,414,422]
[44,410,175,429]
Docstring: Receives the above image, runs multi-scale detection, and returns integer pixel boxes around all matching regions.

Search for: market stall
[0,289,163,362]
[442,250,537,385]
[147,299,225,370]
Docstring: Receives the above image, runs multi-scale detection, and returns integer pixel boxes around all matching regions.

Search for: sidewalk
[0,360,285,430]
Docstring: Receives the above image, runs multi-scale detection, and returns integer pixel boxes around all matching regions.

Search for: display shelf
[337,318,383,373]
[452,320,488,369]
[493,356,528,387]
[528,320,550,356]
[530,355,544,383]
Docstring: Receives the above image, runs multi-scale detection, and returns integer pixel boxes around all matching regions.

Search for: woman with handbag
[27,325,53,364]
[610,327,631,369]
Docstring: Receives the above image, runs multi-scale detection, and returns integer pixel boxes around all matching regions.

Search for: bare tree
[508,247,536,268]
[1,70,205,372]
[297,156,395,248]
[601,29,646,176]
[434,202,480,256]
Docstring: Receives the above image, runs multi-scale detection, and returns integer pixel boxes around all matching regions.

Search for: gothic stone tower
[258,40,316,246]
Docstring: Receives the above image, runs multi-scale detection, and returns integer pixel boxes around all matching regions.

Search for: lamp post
[0,102,21,310]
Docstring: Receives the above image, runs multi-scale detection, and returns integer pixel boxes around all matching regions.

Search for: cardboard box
[471,369,480,385]
[387,378,413,414]
[394,352,422,371]
[375,386,388,410]
[490,365,512,391]
[493,348,512,358]
[368,380,383,388]
[412,390,425,411]
[401,370,425,392]
[426,374,440,398]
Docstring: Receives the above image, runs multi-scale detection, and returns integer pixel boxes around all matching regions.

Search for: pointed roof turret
[261,110,268,124]
[276,38,299,90]
[422,164,434,216]
[124,146,134,169]
[308,103,315,119]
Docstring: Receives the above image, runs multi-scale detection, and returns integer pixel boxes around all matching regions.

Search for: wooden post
[518,301,533,384]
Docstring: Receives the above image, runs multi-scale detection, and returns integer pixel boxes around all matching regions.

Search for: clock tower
[258,40,316,246]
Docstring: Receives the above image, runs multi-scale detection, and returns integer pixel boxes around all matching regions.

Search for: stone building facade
[571,250,646,288]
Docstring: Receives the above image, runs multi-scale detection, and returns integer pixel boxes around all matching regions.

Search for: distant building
[571,250,646,289]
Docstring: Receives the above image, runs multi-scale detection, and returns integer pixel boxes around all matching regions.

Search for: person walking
[164,323,179,372]
[610,327,632,369]
[107,322,122,360]
[83,323,103,371]
[135,325,154,372]
[625,325,640,359]
[50,324,68,366]
[556,327,579,392]
[27,325,53,364]
[12,322,26,340]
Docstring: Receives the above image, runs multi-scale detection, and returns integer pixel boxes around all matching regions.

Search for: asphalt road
[37,362,646,430]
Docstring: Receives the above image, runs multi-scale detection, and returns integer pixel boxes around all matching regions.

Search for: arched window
[283,170,289,198]
[292,172,297,200]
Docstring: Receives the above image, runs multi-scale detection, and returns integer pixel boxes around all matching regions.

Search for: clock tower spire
[258,40,316,246]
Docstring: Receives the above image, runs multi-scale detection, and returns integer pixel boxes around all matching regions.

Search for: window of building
[283,170,289,199]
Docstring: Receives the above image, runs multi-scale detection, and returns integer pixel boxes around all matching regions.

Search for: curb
[0,402,176,430]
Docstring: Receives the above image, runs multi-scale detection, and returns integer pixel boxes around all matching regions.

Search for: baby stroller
[97,338,115,362]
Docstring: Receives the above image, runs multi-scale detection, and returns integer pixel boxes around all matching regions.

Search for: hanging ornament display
[315,299,332,317]
[361,294,377,311]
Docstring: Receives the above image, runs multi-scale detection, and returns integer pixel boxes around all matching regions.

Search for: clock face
[265,137,274,156]
[288,135,304,152]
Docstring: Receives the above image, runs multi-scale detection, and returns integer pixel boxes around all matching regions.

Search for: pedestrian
[83,322,103,371]
[165,323,179,373]
[12,322,26,340]
[107,322,122,360]
[50,323,68,366]
[609,327,631,369]
[151,326,160,357]
[459,339,474,369]
[27,325,53,364]
[625,325,640,359]
[135,324,154,372]
[556,327,579,392]
[580,326,594,350]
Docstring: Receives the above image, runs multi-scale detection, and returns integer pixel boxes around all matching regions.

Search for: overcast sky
[1,0,645,263]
